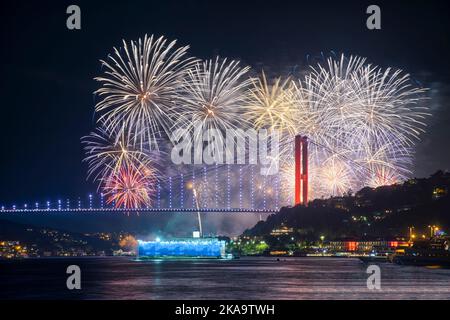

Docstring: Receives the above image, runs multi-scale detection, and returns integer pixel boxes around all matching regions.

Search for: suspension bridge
[1,136,312,214]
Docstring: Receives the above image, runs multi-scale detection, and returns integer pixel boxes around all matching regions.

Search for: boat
[359,246,393,263]
[390,236,450,267]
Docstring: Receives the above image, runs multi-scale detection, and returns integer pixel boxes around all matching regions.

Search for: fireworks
[82,124,159,209]
[85,35,431,207]
[315,157,354,197]
[94,34,196,150]
[283,54,429,198]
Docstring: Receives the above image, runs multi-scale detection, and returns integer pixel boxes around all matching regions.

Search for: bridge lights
[12,205,16,211]
[35,202,39,210]
[274,176,280,210]
[239,166,243,209]
[191,168,196,209]
[180,174,184,208]
[215,164,219,208]
[46,201,50,210]
[227,164,231,209]
[203,166,207,209]
[66,199,70,210]
[263,176,267,210]
[157,182,161,209]
[169,177,172,209]
[88,194,93,209]
[250,165,255,210]
[100,193,104,209]
[58,199,62,211]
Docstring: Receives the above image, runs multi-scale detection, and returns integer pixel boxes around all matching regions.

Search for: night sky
[1,0,450,204]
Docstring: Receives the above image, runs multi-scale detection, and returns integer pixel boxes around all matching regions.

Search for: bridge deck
[0,208,278,214]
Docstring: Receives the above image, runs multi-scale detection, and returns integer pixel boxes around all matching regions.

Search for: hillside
[244,171,450,240]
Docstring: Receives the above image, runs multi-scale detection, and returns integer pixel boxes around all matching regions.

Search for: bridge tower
[294,135,308,206]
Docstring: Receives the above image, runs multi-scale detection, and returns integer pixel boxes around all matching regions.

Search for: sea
[1,257,450,299]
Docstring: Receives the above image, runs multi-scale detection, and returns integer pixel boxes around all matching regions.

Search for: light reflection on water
[1,257,450,299]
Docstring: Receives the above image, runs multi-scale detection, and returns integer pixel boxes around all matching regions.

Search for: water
[1,257,450,299]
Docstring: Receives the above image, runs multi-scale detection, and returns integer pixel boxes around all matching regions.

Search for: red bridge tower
[295,135,308,206]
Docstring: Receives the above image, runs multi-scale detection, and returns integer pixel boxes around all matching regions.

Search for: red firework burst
[104,163,156,209]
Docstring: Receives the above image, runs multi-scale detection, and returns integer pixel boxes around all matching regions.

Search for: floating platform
[137,238,228,259]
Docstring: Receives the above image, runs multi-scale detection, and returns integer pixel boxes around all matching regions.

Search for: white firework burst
[82,124,155,187]
[174,57,252,159]
[94,34,197,150]
[287,54,429,198]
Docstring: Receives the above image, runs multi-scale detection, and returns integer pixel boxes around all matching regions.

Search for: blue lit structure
[137,238,226,259]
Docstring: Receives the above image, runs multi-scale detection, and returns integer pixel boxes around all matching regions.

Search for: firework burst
[94,34,197,150]
[104,163,156,209]
[82,124,154,187]
[245,72,297,134]
[174,57,252,156]
[244,72,298,163]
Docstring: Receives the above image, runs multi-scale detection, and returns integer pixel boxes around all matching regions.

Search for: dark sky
[1,0,450,205]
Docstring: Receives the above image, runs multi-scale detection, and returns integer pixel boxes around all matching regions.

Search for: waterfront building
[326,238,410,254]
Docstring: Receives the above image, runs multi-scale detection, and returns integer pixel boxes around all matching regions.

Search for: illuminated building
[0,241,30,259]
[432,187,447,200]
[270,225,294,236]
[326,238,409,253]
[137,238,226,259]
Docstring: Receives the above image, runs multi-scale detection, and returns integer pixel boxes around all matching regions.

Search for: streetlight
[409,226,415,242]
[428,225,439,237]
[319,235,325,250]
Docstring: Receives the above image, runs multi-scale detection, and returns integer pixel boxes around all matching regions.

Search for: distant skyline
[1,0,450,203]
